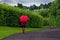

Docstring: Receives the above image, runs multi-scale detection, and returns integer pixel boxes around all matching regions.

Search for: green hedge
[48,16,60,28]
[56,16,60,28]
[0,4,43,28]
[38,9,49,18]
[48,17,56,28]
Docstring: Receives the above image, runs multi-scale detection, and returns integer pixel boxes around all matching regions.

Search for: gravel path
[2,29,60,40]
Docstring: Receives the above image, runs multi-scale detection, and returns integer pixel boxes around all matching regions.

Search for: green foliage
[47,0,60,28]
[49,0,60,16]
[48,16,60,28]
[30,5,38,10]
[48,17,56,28]
[56,16,60,28]
[39,2,51,9]
[17,3,23,8]
[0,4,43,28]
[0,0,60,28]
[38,9,49,17]
[43,18,49,26]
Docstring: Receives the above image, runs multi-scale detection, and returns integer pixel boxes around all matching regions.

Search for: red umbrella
[19,15,29,34]
[19,15,29,23]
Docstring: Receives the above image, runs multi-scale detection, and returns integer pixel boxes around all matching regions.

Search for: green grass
[0,26,47,39]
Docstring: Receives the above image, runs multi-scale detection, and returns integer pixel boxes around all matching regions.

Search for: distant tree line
[15,2,52,10]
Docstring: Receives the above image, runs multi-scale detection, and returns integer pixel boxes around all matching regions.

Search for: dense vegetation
[0,0,60,28]
[0,4,43,28]
[48,0,60,28]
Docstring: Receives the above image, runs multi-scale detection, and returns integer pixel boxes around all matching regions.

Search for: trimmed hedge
[0,4,43,28]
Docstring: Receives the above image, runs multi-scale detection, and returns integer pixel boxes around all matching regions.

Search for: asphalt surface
[2,29,60,40]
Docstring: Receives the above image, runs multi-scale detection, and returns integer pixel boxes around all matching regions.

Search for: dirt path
[2,29,60,40]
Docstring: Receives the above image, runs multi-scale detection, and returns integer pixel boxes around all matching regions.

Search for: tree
[17,3,23,8]
[48,2,51,8]
[23,6,30,10]
[39,2,52,9]
[30,5,38,10]
[39,4,44,9]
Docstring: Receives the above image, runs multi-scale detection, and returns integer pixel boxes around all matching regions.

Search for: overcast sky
[0,0,54,6]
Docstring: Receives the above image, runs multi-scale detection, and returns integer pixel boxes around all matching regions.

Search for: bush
[56,16,60,28]
[43,18,49,26]
[38,9,49,18]
[48,16,57,28]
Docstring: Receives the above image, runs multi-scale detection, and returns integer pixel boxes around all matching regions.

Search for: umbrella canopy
[19,15,29,23]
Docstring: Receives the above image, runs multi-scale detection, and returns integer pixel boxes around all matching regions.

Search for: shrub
[56,16,60,28]
[38,9,49,18]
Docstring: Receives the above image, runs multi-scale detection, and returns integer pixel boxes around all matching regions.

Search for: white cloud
[1,0,54,6]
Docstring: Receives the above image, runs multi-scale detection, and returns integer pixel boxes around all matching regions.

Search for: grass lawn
[0,26,47,39]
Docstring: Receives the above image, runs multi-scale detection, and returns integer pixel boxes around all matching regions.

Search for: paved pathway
[2,29,60,40]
